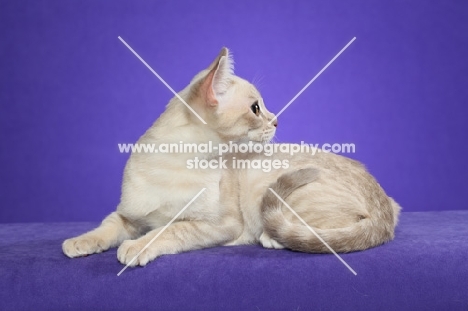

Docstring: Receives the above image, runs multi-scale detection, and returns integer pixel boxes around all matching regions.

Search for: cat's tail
[261,168,395,253]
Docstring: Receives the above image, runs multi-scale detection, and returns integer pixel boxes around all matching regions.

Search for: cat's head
[186,48,277,143]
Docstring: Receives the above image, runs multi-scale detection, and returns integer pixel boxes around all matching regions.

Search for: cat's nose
[272,118,278,127]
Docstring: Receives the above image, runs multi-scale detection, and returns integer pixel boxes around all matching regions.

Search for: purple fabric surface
[1,211,467,310]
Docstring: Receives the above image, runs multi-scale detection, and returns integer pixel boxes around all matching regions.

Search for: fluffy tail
[261,168,395,253]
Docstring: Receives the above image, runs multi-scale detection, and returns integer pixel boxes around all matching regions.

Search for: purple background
[1,0,467,223]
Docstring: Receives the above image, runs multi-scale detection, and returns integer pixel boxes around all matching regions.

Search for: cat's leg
[117,219,240,266]
[259,231,285,249]
[63,211,139,258]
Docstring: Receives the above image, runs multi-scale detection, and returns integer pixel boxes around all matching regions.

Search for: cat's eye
[251,101,260,116]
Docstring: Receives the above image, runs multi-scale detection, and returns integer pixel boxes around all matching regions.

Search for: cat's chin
[236,137,254,144]
[236,137,270,145]
[244,133,275,144]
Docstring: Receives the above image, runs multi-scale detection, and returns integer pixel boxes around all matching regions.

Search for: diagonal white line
[270,37,356,124]
[117,188,206,276]
[268,188,357,276]
[118,36,207,125]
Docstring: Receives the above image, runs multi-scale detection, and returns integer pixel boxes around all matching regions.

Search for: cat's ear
[201,47,234,107]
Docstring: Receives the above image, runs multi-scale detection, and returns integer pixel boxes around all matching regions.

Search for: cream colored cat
[63,48,401,266]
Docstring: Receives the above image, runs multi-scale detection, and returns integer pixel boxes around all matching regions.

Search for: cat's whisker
[272,134,281,144]
[251,73,265,90]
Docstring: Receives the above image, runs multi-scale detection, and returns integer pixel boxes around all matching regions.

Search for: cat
[63,48,401,266]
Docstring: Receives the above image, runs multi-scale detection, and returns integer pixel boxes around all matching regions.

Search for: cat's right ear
[199,47,234,107]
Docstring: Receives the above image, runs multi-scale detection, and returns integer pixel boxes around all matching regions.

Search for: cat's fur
[63,48,401,266]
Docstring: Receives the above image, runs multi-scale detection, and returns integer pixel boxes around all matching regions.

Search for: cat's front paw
[62,235,109,258]
[117,239,157,267]
[259,232,285,249]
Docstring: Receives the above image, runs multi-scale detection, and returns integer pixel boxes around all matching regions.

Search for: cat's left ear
[201,47,234,107]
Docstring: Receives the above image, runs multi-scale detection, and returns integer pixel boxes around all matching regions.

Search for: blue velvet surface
[1,211,467,310]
